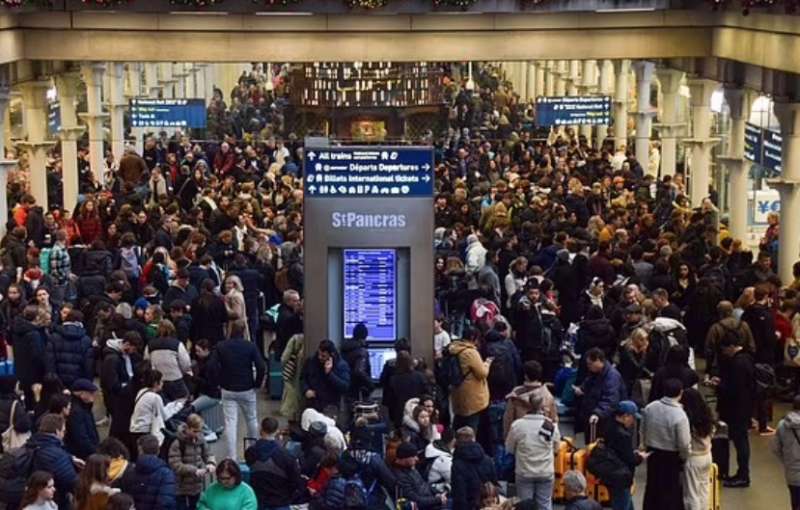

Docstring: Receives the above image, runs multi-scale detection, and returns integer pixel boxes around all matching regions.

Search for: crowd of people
[0,60,796,510]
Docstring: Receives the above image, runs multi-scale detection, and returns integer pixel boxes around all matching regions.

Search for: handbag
[586,440,633,488]
[2,400,30,452]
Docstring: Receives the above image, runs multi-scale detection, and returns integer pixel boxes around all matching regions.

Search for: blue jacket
[122,454,177,510]
[45,322,94,387]
[212,337,266,392]
[580,362,626,420]
[12,317,46,384]
[320,476,346,510]
[28,433,78,509]
[65,396,99,460]
[451,442,497,510]
[302,349,350,411]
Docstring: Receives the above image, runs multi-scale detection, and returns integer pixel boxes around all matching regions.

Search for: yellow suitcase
[709,462,721,510]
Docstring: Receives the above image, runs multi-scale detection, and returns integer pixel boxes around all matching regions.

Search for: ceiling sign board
[535,96,612,126]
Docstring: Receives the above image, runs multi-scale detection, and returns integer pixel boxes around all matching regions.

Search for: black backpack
[438,348,466,391]
[0,445,37,508]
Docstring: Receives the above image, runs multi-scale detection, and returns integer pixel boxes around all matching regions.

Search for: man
[48,230,71,305]
[448,328,491,437]
[275,289,303,355]
[101,331,143,446]
[505,393,561,510]
[704,300,755,377]
[641,378,691,510]
[393,442,448,509]
[118,146,148,185]
[741,283,777,435]
[163,269,199,311]
[65,379,99,460]
[123,434,177,510]
[302,339,351,412]
[451,426,496,510]
[213,320,266,461]
[604,401,643,510]
[245,417,305,510]
[28,413,78,510]
[168,300,192,344]
[711,333,756,488]
[503,360,558,438]
[651,288,681,321]
[340,322,373,403]
[574,348,625,438]
[45,309,94,388]
[770,395,800,508]
[564,470,602,510]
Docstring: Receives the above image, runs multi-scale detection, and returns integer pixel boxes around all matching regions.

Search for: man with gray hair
[563,470,601,510]
[276,289,303,354]
[505,393,561,510]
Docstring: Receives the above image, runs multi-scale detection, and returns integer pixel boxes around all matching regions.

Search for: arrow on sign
[422,175,431,182]
[422,164,431,171]
[307,151,316,161]
[307,185,317,194]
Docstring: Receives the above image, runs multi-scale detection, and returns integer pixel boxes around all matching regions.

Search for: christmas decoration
[253,0,300,6]
[169,0,223,7]
[432,0,478,8]
[344,0,388,8]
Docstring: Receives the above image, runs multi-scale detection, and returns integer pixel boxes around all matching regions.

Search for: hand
[72,457,86,469]
[589,414,599,425]
[486,357,494,365]
[638,450,651,459]
[572,385,584,397]
[305,389,316,399]
[324,358,333,374]
[206,463,215,472]
[196,467,206,477]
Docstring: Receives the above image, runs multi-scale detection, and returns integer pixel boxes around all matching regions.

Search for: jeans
[789,485,800,510]
[221,388,259,460]
[729,422,750,481]
[191,394,221,413]
[515,477,553,510]
[176,495,199,510]
[611,486,634,510]
[453,412,480,437]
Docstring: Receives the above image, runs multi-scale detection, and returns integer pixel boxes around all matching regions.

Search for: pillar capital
[54,72,83,99]
[58,125,86,142]
[80,63,106,87]
[78,112,110,124]
[767,177,800,193]
[723,86,756,122]
[687,78,718,108]
[16,80,52,109]
[656,68,684,95]
[632,60,655,82]
[15,140,56,153]
[773,100,800,137]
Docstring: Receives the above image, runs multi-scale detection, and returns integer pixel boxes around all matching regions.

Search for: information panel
[745,122,763,164]
[47,102,61,137]
[535,96,612,126]
[130,98,207,129]
[304,147,434,198]
[744,123,782,174]
[343,249,396,342]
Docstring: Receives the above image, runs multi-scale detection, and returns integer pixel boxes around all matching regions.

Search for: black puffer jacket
[450,442,497,510]
[12,317,46,385]
[45,322,94,387]
[340,337,373,400]
[577,317,617,358]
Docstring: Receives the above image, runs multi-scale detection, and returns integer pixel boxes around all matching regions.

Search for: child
[307,452,339,499]
[168,413,217,510]
[20,471,57,510]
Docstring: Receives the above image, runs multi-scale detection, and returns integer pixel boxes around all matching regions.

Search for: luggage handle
[589,420,598,444]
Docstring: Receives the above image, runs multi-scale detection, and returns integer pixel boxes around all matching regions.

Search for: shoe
[723,478,750,488]
[759,427,776,436]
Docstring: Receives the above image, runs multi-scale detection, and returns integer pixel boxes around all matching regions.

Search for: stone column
[769,101,800,283]
[54,72,86,213]
[535,63,546,101]
[555,61,568,97]
[655,68,686,177]
[145,63,162,99]
[580,60,597,144]
[0,87,18,236]
[685,78,719,206]
[516,62,527,102]
[613,59,631,151]
[718,87,754,242]
[633,61,656,175]
[544,61,556,97]
[16,81,55,209]
[159,63,177,100]
[79,63,109,185]
[597,60,613,145]
[526,62,537,103]
[106,63,127,165]
[567,60,580,97]
[174,63,189,99]
[125,64,144,155]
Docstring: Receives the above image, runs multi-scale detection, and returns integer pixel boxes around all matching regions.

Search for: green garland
[344,0,389,8]
[432,0,479,9]
[253,0,300,6]
[168,0,224,7]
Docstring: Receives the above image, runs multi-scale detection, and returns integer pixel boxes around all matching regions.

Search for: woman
[672,262,697,310]
[34,288,57,322]
[681,388,714,510]
[223,275,249,341]
[1,283,27,332]
[191,279,228,347]
[96,437,133,488]
[144,320,191,402]
[402,405,441,455]
[32,374,66,423]
[388,351,428,427]
[279,333,305,423]
[130,368,167,453]
[617,328,652,403]
[504,257,528,310]
[197,459,258,510]
[77,199,103,245]
[20,471,56,510]
[0,374,31,450]
[75,454,120,510]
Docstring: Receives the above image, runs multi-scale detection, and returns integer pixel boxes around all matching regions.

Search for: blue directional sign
[47,102,61,138]
[304,146,434,198]
[536,96,612,127]
[745,123,782,174]
[130,98,207,129]
[763,129,783,173]
[744,122,762,164]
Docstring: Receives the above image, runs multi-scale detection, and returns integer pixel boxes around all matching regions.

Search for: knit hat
[395,442,418,460]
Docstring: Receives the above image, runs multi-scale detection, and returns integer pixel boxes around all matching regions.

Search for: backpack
[647,320,689,370]
[343,474,372,510]
[470,298,500,330]
[38,248,52,275]
[0,445,37,507]
[120,246,142,279]
[438,348,466,391]
[755,363,776,394]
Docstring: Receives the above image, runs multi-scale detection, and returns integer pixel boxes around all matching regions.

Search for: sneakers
[759,426,776,436]
[723,478,750,488]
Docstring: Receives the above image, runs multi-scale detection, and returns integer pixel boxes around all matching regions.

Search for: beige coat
[448,341,490,417]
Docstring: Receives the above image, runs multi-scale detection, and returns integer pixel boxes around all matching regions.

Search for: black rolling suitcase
[711,420,730,479]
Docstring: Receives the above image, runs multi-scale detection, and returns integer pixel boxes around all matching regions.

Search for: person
[213,320,266,461]
[503,360,558,438]
[771,394,800,509]
[275,290,303,356]
[450,426,496,510]
[197,459,258,510]
[563,470,602,510]
[74,453,121,510]
[96,437,134,488]
[681,388,714,510]
[342,425,397,509]
[168,413,216,510]
[163,268,199,312]
[27,414,78,510]
[741,284,777,435]
[505,393,561,510]
[604,401,644,510]
[244,417,305,510]
[13,305,49,405]
[389,351,428,427]
[574,348,625,438]
[648,345,699,402]
[107,493,136,510]
[122,434,177,510]
[641,378,691,510]
[45,309,94,388]
[130,369,168,451]
[617,328,652,402]
[392,442,448,509]
[65,379,100,460]
[191,279,228,347]
[19,471,57,510]
[279,333,305,423]
[448,328,491,437]
[401,401,440,455]
[223,274,250,342]
[101,331,144,445]
[340,322,373,402]
[711,332,756,488]
[0,374,31,448]
[144,320,193,401]
[424,429,454,494]
[302,339,350,413]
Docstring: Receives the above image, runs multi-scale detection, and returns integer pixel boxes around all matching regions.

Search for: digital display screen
[368,347,396,380]
[130,98,207,128]
[535,96,612,127]
[343,249,397,342]
[47,102,60,137]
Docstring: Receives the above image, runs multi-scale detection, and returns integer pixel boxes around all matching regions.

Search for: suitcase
[709,462,721,510]
[711,421,729,479]
[553,438,578,502]
[268,351,283,400]
[0,360,15,376]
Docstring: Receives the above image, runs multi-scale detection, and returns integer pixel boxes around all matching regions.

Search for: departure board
[130,98,207,128]
[343,249,396,342]
[535,96,612,126]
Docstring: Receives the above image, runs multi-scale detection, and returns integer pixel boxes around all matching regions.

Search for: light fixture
[168,10,229,15]
[465,61,475,91]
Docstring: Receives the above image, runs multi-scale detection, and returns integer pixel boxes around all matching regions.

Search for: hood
[453,441,486,463]
[105,338,124,355]
[28,433,63,449]
[449,340,475,357]
[783,411,800,429]
[425,442,452,460]
[54,323,87,340]
[11,316,38,336]
[652,317,685,332]
[402,397,421,431]
[135,455,168,475]
[251,438,280,460]
[505,382,543,405]
[340,337,364,356]
[176,423,207,445]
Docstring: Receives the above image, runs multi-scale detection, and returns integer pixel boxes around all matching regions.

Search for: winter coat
[65,396,99,460]
[212,336,266,392]
[100,339,142,438]
[130,388,167,444]
[424,442,452,493]
[0,394,29,436]
[771,410,800,486]
[717,350,756,427]
[603,420,638,488]
[145,336,192,384]
[340,337,373,400]
[505,413,561,479]
[45,322,94,387]
[163,283,199,312]
[244,438,304,508]
[617,344,651,400]
[742,304,777,365]
[224,290,249,341]
[388,370,429,427]
[191,294,228,347]
[578,362,626,422]
[576,318,617,359]
[451,442,497,510]
[82,249,112,275]
[484,335,522,400]
[77,483,119,510]
[168,424,216,496]
[12,317,47,385]
[550,259,582,326]
[393,466,440,510]
[279,334,305,421]
[122,454,177,510]
[503,382,558,438]
[649,363,699,402]
[302,347,350,411]
[27,433,78,510]
[566,496,603,510]
[198,482,257,510]
[448,341,490,417]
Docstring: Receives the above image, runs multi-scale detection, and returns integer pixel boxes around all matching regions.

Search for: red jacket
[213,150,235,176]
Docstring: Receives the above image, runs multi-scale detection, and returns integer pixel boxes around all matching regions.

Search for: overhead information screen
[343,249,396,342]
[130,98,207,128]
[535,96,612,126]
